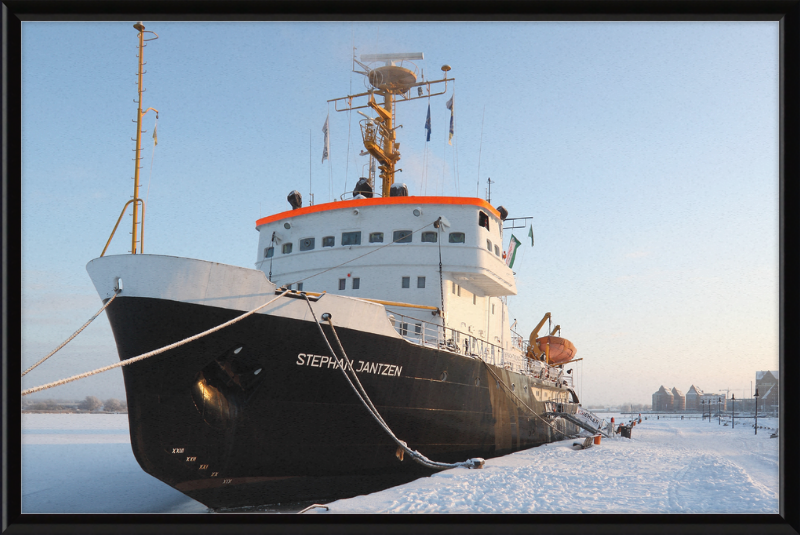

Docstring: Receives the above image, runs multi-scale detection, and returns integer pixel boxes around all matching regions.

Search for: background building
[652,385,674,411]
[671,387,686,411]
[756,370,779,416]
[685,385,703,410]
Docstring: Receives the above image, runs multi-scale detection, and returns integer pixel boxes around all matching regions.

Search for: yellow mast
[103,22,158,257]
[131,21,159,254]
[329,53,453,197]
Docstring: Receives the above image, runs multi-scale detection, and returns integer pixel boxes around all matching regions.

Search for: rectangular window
[393,230,413,243]
[339,278,346,290]
[400,323,408,336]
[421,231,437,243]
[369,232,384,243]
[402,276,410,288]
[297,282,304,292]
[287,284,293,290]
[417,276,426,288]
[323,236,335,247]
[479,210,490,230]
[458,286,461,297]
[494,244,500,256]
[265,247,274,258]
[473,294,477,305]
[352,277,360,290]
[342,231,362,246]
[492,303,495,314]
[452,282,456,294]
[282,243,293,254]
[299,237,315,251]
[415,324,422,335]
[486,239,492,251]
[449,232,465,243]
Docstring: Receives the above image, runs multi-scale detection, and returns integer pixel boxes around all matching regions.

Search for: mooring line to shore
[21,290,290,397]
[302,293,485,472]
[21,291,121,378]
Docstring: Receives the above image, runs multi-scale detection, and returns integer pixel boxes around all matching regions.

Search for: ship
[86,23,596,509]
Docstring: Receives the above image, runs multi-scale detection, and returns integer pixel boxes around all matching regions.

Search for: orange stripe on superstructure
[255,196,501,228]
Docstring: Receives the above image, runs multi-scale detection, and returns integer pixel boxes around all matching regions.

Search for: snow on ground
[21,413,778,514]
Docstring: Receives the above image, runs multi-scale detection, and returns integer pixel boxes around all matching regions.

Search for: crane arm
[526,312,551,360]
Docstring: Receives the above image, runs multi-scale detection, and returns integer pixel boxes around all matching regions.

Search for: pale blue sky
[21,21,779,404]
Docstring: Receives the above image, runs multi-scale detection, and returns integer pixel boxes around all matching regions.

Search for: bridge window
[479,210,490,230]
[417,276,426,288]
[449,232,465,243]
[486,239,492,251]
[339,279,346,290]
[323,236,335,247]
[264,247,274,258]
[299,238,315,251]
[369,232,384,243]
[494,244,500,256]
[352,277,360,290]
[342,231,361,245]
[393,230,413,243]
[297,282,304,291]
[402,276,410,288]
[421,231,437,243]
[282,243,293,254]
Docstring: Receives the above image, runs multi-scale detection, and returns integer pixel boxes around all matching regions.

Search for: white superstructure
[255,196,519,355]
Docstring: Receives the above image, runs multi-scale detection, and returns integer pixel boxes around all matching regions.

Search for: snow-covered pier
[22,413,778,514]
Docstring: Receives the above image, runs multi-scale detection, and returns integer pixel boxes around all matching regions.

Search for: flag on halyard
[506,234,522,268]
[528,224,534,246]
[425,103,431,142]
[322,114,330,163]
[152,121,158,146]
[446,95,454,145]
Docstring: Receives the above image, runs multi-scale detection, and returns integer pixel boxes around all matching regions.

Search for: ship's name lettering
[296,353,402,377]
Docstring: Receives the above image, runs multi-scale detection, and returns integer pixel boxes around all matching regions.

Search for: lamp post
[754,388,759,435]
[701,399,705,421]
[731,394,735,429]
[718,396,721,425]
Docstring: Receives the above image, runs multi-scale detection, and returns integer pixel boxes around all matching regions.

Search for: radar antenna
[329,52,453,197]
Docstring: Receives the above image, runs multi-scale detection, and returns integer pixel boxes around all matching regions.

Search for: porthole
[413,208,421,217]
[284,222,291,229]
[440,371,448,382]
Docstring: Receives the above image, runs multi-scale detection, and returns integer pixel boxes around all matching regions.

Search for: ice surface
[21,413,778,514]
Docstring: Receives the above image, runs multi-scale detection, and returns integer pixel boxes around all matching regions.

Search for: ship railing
[386,310,571,385]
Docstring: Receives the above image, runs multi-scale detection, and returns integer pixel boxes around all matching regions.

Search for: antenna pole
[381,93,394,196]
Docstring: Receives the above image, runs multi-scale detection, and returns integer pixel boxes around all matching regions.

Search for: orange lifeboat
[535,336,577,365]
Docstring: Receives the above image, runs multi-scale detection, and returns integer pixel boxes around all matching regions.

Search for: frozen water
[21,413,778,514]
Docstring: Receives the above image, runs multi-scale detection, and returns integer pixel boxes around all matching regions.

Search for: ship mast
[329,52,453,197]
[102,22,159,257]
[131,21,159,254]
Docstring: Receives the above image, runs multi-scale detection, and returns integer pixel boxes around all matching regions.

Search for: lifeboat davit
[535,336,577,364]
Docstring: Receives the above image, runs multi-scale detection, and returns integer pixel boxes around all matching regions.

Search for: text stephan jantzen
[296,353,403,377]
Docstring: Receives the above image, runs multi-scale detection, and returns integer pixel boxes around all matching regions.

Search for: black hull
[106,296,579,509]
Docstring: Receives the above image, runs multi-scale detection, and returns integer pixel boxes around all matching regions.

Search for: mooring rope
[21,291,121,378]
[302,294,484,471]
[21,290,290,397]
